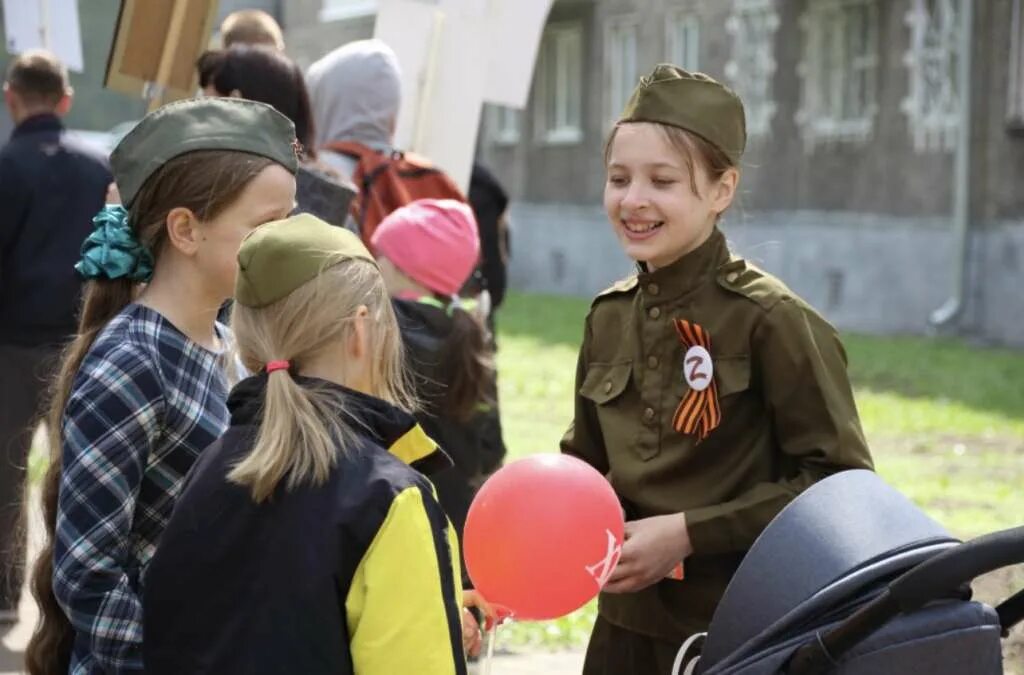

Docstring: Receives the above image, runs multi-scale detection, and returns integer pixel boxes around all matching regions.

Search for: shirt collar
[227,374,452,475]
[11,113,63,139]
[636,227,730,303]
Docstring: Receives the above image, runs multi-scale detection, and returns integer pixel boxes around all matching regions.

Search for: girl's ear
[348,305,372,361]
[711,167,740,217]
[165,207,202,256]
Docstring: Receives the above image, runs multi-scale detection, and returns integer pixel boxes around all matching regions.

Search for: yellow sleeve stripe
[389,424,438,465]
[346,485,466,675]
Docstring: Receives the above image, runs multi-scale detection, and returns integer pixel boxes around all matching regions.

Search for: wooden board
[104,0,219,107]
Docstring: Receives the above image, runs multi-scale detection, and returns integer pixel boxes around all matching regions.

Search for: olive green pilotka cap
[110,97,300,208]
[619,64,747,164]
[235,213,377,308]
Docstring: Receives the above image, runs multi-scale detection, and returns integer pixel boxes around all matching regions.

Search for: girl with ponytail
[25,98,298,674]
[143,214,492,673]
[370,199,507,582]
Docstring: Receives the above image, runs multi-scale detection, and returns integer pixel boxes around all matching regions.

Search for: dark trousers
[0,342,59,611]
[583,615,685,675]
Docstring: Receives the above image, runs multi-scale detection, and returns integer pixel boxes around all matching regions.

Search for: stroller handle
[786,525,1024,675]
[887,525,1024,612]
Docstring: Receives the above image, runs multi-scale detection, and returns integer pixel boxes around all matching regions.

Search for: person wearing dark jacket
[0,50,110,625]
[468,163,511,312]
[371,199,507,584]
[144,215,492,673]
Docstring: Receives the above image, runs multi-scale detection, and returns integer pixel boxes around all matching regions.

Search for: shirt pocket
[580,361,632,405]
[579,361,641,461]
[714,355,751,399]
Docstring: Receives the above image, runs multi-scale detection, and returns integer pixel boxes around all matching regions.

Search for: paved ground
[0,491,584,675]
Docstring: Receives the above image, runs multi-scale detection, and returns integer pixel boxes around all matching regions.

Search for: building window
[534,22,584,145]
[488,105,522,146]
[796,0,881,148]
[902,0,961,152]
[725,0,780,138]
[605,15,641,125]
[666,11,700,72]
[319,0,377,22]
[1008,0,1024,130]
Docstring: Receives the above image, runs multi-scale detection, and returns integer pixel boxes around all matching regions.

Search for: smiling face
[604,122,738,270]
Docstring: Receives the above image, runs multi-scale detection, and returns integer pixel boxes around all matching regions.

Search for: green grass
[27,291,1022,658]
[492,292,1024,651]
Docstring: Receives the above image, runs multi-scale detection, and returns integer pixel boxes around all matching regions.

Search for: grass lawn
[493,292,1024,664]
[25,290,1022,665]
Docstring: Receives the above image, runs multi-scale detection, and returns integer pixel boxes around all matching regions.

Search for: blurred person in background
[219,9,285,51]
[198,44,355,227]
[305,39,466,247]
[0,49,110,628]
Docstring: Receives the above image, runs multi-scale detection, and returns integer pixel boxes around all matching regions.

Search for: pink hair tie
[265,360,291,374]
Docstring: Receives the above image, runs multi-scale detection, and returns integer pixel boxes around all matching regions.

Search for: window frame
[534,21,585,146]
[901,0,961,152]
[319,0,378,22]
[725,0,781,138]
[604,13,642,128]
[488,105,523,146]
[666,10,700,72]
[796,0,881,148]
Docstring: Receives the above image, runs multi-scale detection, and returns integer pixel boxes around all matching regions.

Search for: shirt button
[647,356,659,369]
[604,381,613,394]
[647,283,660,296]
[643,407,655,422]
[649,307,661,320]
[726,271,740,284]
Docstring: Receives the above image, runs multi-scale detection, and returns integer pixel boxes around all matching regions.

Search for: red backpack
[325,141,468,250]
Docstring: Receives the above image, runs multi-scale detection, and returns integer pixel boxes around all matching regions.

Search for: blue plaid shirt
[53,304,231,673]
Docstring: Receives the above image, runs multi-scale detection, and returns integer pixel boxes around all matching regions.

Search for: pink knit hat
[371,199,480,296]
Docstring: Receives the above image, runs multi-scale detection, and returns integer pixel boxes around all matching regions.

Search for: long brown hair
[25,150,275,675]
[228,256,415,502]
[441,302,494,422]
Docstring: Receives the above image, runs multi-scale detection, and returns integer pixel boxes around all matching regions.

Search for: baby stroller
[674,470,1023,675]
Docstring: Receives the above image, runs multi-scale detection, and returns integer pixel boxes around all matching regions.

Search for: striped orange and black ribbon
[672,319,721,443]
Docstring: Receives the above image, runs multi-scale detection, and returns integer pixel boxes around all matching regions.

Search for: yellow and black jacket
[143,374,466,674]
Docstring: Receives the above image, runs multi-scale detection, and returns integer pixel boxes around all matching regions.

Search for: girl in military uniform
[561,65,875,673]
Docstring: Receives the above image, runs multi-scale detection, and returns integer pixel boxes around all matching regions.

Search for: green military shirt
[560,227,873,640]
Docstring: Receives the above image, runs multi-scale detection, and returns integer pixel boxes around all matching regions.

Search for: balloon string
[481,623,498,675]
[480,615,513,675]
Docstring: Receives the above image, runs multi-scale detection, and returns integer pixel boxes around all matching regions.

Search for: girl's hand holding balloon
[461,589,499,658]
[603,513,693,594]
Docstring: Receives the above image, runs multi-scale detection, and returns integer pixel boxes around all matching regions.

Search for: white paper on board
[480,0,553,109]
[374,0,552,189]
[2,0,85,72]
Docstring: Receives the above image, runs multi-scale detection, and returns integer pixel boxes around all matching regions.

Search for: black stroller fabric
[686,470,1021,675]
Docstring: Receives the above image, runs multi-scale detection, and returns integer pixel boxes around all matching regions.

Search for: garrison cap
[111,97,299,208]
[619,64,747,164]
[235,213,376,308]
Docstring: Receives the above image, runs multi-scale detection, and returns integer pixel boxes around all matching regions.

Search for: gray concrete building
[284,0,1024,347]
[2,0,1021,345]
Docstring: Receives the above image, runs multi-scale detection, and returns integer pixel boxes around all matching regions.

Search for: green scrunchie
[75,205,154,282]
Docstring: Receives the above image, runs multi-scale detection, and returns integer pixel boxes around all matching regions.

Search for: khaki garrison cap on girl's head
[235,213,377,308]
[110,97,299,208]
[619,64,747,164]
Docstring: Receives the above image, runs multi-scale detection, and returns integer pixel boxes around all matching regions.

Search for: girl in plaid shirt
[25,98,299,675]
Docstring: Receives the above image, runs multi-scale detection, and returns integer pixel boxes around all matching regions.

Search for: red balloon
[463,454,625,621]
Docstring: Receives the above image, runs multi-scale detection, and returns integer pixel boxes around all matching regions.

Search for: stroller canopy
[699,470,959,669]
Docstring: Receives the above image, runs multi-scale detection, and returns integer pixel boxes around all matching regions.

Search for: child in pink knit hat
[372,199,506,653]
[372,198,481,299]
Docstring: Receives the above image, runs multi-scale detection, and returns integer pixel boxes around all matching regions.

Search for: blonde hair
[220,10,285,50]
[227,256,414,503]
